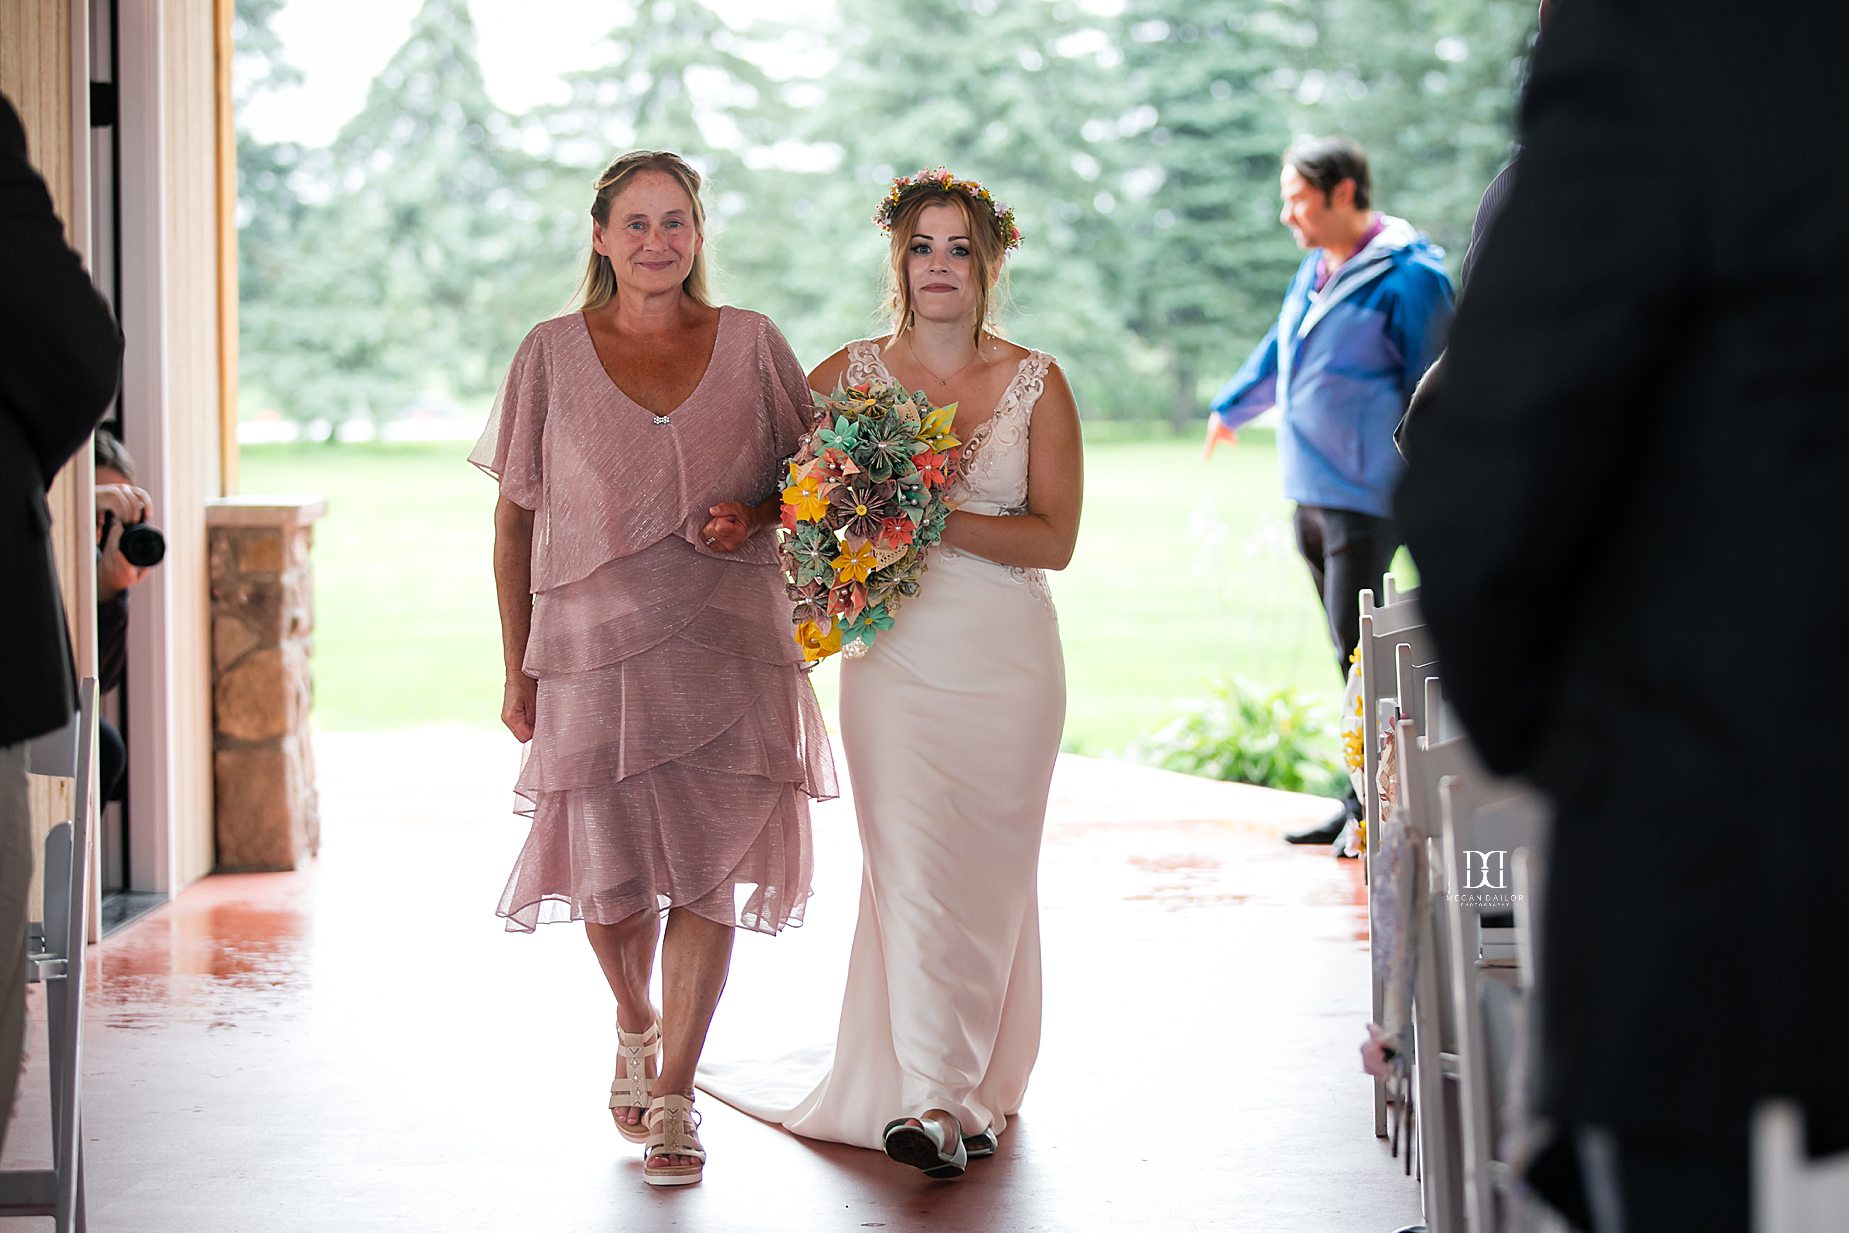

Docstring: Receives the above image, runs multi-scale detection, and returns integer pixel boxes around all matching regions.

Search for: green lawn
[242,429,1407,754]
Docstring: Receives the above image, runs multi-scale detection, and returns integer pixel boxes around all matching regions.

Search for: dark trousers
[1291,504,1403,683]
[1292,504,1401,819]
[98,715,125,803]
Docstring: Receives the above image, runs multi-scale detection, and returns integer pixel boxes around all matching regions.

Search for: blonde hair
[576,150,713,312]
[885,189,1008,345]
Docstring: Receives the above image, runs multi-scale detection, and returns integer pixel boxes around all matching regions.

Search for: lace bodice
[842,339,1056,610]
[842,340,1051,515]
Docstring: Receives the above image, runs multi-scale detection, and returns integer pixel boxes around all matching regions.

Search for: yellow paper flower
[831,540,878,584]
[782,475,830,524]
[1342,726,1366,774]
[919,401,962,453]
[794,619,842,663]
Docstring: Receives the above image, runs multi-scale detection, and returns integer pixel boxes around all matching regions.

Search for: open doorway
[89,0,167,933]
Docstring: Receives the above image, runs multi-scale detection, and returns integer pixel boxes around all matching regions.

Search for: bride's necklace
[907,335,981,388]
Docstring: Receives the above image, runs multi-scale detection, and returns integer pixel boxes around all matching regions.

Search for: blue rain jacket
[1211,217,1454,518]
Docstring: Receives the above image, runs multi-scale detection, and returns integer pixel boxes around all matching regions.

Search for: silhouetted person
[1397,2,1849,1228]
[0,93,123,1152]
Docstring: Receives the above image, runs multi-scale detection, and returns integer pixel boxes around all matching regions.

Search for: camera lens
[118,522,166,568]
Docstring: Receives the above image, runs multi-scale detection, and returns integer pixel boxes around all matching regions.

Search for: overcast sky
[240,0,834,146]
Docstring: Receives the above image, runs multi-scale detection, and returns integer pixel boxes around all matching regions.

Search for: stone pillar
[206,497,327,871]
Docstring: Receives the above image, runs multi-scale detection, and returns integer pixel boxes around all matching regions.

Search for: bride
[701,169,1082,1178]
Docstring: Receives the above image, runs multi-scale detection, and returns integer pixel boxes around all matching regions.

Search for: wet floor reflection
[88,875,316,1030]
[63,731,1417,1233]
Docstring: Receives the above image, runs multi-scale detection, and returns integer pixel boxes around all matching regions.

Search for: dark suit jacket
[1397,0,1849,1148]
[1394,160,1518,454]
[0,95,124,747]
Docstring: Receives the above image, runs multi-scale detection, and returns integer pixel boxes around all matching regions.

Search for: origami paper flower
[775,380,964,665]
[831,540,878,585]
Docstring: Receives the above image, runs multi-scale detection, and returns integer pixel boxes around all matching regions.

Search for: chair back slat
[3,677,95,1233]
[1357,583,1426,1142]
[1754,1101,1849,1232]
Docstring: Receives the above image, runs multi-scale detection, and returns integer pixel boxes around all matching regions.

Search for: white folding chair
[0,677,96,1233]
[1754,1101,1849,1233]
[1396,717,1478,1233]
[1381,575,1418,608]
[1440,769,1549,1233]
[1357,584,1434,1137]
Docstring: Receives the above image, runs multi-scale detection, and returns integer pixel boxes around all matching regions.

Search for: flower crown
[873,168,1024,255]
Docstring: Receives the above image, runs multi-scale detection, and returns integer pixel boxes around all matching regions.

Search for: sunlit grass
[242,428,1403,753]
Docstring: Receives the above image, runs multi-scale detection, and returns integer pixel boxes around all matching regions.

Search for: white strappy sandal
[643,1093,705,1187]
[608,1020,660,1145]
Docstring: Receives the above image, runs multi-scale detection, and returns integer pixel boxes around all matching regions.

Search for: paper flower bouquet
[780,382,962,664]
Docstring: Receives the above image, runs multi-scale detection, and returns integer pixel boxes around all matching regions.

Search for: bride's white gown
[699,340,1066,1148]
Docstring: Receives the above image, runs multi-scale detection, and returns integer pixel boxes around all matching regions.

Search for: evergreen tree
[538,2,827,353]
[1287,0,1534,267]
[233,0,1537,432]
[1112,0,1308,427]
[234,0,316,425]
[245,0,573,430]
[796,0,1139,416]
[327,0,569,405]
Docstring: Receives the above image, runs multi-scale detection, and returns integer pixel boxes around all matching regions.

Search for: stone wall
[206,498,326,871]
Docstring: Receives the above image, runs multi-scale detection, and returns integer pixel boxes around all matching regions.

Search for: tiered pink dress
[470,306,836,934]
[700,340,1066,1147]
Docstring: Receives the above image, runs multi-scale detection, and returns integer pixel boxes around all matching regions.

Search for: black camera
[118,521,165,567]
[101,510,165,567]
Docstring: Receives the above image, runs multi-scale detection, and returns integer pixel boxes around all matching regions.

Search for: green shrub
[1130,676,1347,798]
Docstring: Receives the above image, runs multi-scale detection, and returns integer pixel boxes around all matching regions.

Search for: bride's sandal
[882,1114,968,1179]
[962,1127,999,1159]
[608,1020,661,1145]
[643,1094,705,1187]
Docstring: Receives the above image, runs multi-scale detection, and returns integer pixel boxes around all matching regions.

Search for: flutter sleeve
[756,314,817,463]
[468,326,548,510]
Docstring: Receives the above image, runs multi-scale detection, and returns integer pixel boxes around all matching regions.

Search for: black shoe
[1285,805,1349,846]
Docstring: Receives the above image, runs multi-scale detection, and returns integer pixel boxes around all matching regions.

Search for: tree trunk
[1168,357,1197,434]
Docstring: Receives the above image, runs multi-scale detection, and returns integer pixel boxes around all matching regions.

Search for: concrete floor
[4,729,1423,1233]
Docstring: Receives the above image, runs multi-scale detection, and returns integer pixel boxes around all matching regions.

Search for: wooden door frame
[115,0,176,895]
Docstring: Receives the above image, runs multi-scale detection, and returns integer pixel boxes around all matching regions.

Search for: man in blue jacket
[1210,137,1453,848]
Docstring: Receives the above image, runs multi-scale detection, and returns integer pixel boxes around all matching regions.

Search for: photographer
[92,428,159,804]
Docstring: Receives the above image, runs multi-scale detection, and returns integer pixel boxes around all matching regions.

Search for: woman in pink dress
[470,150,835,1188]
[701,171,1082,1179]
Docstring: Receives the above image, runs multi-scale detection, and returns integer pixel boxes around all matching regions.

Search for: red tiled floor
[4,730,1420,1232]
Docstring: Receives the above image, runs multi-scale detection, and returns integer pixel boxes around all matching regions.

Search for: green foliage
[239,0,575,428]
[238,432,1381,746]
[233,0,1541,428]
[1131,675,1347,797]
[1113,1,1311,426]
[1287,0,1534,264]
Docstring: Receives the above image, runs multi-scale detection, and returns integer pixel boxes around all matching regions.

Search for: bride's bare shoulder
[984,336,1033,366]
